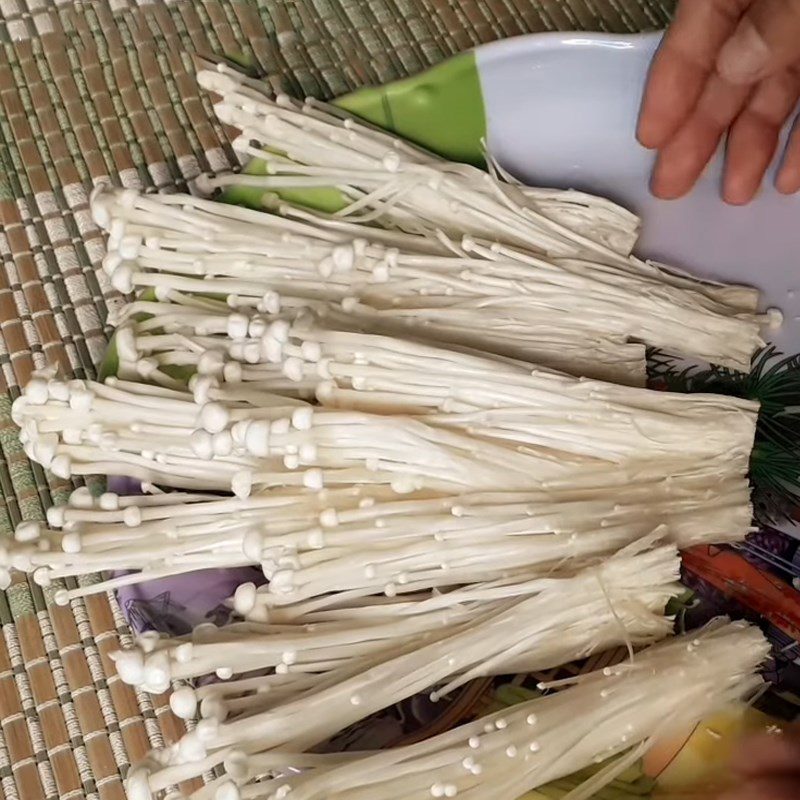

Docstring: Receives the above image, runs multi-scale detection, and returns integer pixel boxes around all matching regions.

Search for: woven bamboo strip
[0,2,674,799]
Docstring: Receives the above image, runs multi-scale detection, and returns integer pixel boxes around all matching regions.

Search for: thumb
[717,0,800,84]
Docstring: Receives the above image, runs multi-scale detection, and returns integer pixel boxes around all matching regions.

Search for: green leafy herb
[648,346,800,525]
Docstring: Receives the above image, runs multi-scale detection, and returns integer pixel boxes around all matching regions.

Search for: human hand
[716,725,800,800]
[638,0,800,204]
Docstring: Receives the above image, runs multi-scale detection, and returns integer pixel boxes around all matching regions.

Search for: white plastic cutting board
[478,32,800,355]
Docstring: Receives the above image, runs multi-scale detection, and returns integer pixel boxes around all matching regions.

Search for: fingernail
[776,167,800,194]
[723,171,754,206]
[637,131,657,150]
[637,123,665,150]
[723,185,755,205]
[650,173,689,201]
[717,20,771,84]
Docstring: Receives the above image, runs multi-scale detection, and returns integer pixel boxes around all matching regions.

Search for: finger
[718,777,800,800]
[731,728,800,778]
[718,0,800,84]
[723,69,800,203]
[651,74,751,199]
[638,0,748,149]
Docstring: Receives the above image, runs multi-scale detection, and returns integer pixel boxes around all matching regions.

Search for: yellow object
[645,706,783,797]
[519,705,784,800]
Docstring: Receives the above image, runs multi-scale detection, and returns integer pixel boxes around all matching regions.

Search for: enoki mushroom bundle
[13,366,757,494]
[114,543,678,742]
[124,622,768,800]
[199,64,642,262]
[10,351,756,602]
[92,180,766,382]
[190,66,766,371]
[108,301,759,464]
[7,476,747,606]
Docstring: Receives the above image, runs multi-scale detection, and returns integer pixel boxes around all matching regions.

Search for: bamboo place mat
[0,1,675,799]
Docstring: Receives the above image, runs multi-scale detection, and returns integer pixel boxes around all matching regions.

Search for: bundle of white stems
[197,66,768,362]
[91,180,767,382]
[190,66,647,264]
[114,540,677,707]
[6,472,748,607]
[10,344,755,605]
[108,301,758,465]
[13,357,757,491]
[124,621,768,800]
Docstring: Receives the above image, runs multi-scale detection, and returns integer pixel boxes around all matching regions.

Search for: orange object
[682,545,800,641]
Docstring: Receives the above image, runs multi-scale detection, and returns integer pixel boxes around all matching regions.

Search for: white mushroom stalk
[10,357,757,603]
[193,69,766,313]
[92,182,765,375]
[3,467,749,606]
[12,368,758,497]
[115,543,678,734]
[12,470,746,609]
[108,305,760,467]
[194,67,641,264]
[141,621,765,800]
[93,184,643,385]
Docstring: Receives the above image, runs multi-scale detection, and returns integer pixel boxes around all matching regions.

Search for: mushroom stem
[91,181,765,378]
[130,622,767,800]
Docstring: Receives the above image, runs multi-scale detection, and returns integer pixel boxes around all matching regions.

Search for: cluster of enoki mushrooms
[6,63,780,800]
